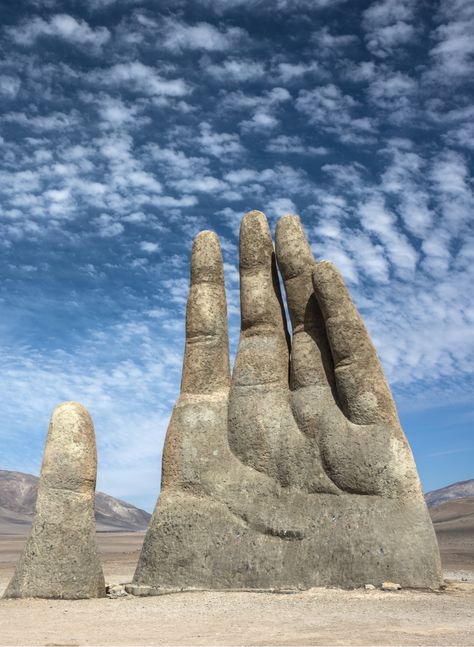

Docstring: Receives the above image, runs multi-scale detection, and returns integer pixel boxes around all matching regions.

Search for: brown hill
[430,496,474,526]
[428,494,474,570]
[0,470,151,534]
[425,479,474,508]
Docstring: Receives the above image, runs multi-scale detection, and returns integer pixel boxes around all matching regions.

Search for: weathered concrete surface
[3,402,105,599]
[133,211,442,593]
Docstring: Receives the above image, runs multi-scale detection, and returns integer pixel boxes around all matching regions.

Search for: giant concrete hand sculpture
[4,402,105,599]
[131,211,441,594]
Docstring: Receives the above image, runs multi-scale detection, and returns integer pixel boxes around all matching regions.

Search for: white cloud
[429,150,474,256]
[379,142,434,238]
[313,193,348,221]
[363,0,414,30]
[96,95,147,129]
[368,71,417,113]
[343,60,378,82]
[429,0,474,80]
[145,146,211,204]
[44,187,71,202]
[276,61,323,83]
[296,84,377,143]
[359,196,418,278]
[221,87,290,113]
[224,168,259,184]
[3,110,81,130]
[204,57,266,82]
[314,142,472,305]
[217,207,244,236]
[366,270,474,390]
[240,111,279,133]
[94,213,125,237]
[160,19,247,53]
[310,27,358,56]
[222,164,311,204]
[8,14,110,52]
[172,175,228,194]
[122,170,162,193]
[140,241,159,253]
[0,74,21,98]
[314,223,390,285]
[93,62,190,97]
[198,0,348,10]
[431,150,472,212]
[266,135,328,156]
[87,0,120,9]
[362,0,417,57]
[220,87,291,134]
[197,122,244,157]
[322,162,367,193]
[267,197,297,218]
[152,195,199,207]
[447,121,474,150]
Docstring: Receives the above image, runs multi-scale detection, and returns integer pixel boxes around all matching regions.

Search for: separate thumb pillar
[3,402,106,599]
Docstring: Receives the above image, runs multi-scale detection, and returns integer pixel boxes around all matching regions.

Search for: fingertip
[241,210,267,229]
[45,401,97,487]
[317,259,337,269]
[52,401,91,421]
[276,213,301,229]
[195,229,219,242]
[191,230,224,285]
[313,259,337,282]
[313,260,344,285]
[240,210,273,269]
[312,261,350,318]
[275,214,314,280]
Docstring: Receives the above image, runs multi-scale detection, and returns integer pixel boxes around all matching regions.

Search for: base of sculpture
[131,490,442,594]
[125,584,306,596]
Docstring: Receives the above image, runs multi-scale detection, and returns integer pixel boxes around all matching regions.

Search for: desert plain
[0,512,473,647]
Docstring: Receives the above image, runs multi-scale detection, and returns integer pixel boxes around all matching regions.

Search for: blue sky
[0,0,473,511]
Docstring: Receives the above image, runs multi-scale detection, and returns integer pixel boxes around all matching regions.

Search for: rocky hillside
[425,479,474,509]
[0,470,151,533]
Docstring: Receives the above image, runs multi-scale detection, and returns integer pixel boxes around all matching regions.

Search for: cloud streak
[7,14,111,52]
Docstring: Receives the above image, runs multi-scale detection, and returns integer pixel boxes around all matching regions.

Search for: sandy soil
[0,532,473,646]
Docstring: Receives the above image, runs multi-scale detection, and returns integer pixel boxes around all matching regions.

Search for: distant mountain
[425,479,474,509]
[0,470,151,534]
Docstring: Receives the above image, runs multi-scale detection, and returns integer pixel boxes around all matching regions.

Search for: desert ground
[0,530,473,646]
